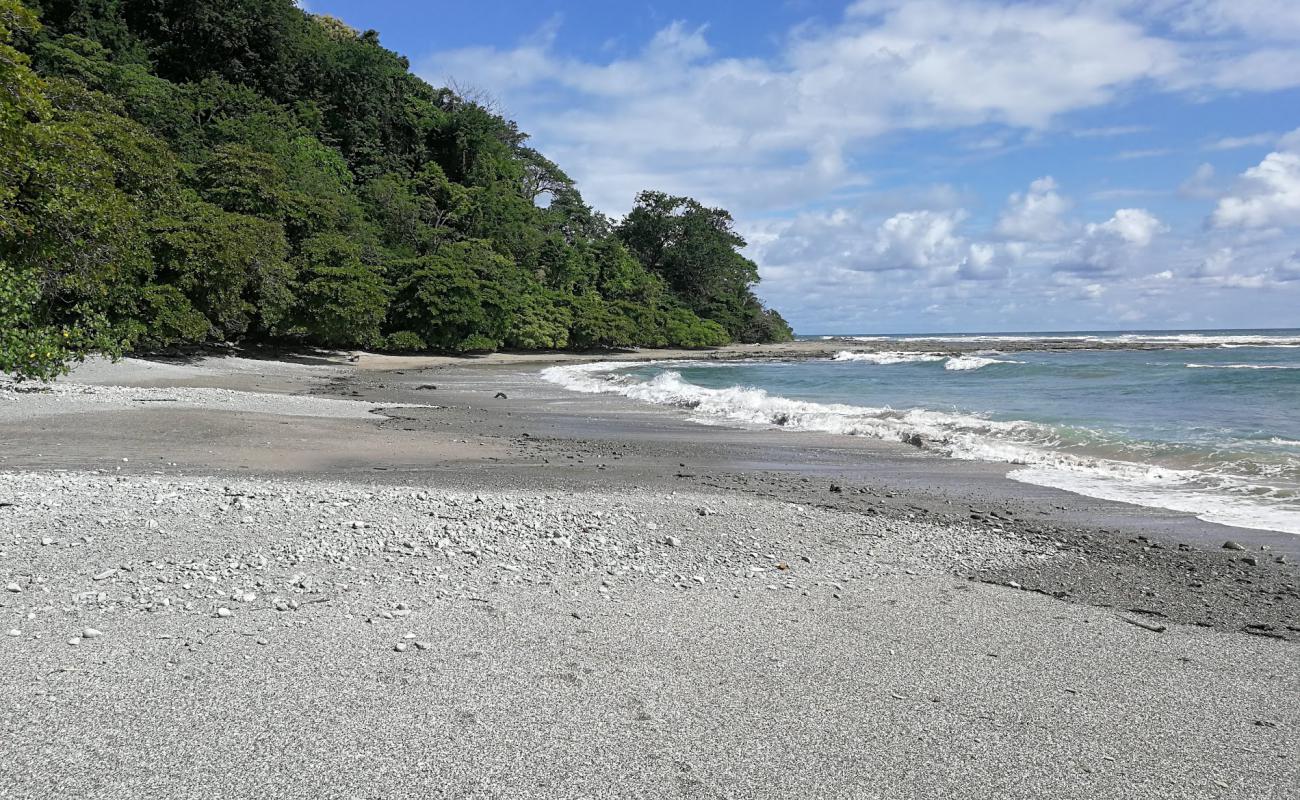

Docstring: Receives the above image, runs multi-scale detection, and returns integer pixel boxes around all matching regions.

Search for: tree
[389,240,518,352]
[291,233,388,347]
[149,195,293,340]
[618,191,788,341]
[3,0,794,380]
[1,2,155,377]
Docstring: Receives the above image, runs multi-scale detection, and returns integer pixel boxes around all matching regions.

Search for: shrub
[382,330,426,352]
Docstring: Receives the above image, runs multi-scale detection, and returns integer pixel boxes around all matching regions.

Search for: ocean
[542,329,1300,535]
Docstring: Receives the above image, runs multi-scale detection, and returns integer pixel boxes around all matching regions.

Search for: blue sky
[302,0,1300,334]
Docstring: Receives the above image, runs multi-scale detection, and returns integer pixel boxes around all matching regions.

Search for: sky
[301,0,1300,334]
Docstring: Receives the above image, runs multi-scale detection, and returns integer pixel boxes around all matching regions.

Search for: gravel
[2,353,1297,799]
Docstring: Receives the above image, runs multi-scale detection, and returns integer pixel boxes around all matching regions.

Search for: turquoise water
[543,329,1300,534]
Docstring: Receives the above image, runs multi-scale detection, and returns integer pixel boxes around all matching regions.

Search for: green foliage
[664,307,730,348]
[566,294,639,350]
[506,291,571,350]
[381,330,426,353]
[291,233,388,347]
[149,195,293,340]
[2,0,792,379]
[618,191,775,339]
[391,240,517,352]
[138,282,210,347]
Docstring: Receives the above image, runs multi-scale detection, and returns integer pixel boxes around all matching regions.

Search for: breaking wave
[832,351,944,365]
[1186,363,1298,370]
[540,362,1300,535]
[944,355,1023,371]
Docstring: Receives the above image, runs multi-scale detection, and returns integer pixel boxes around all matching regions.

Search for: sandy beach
[2,349,1297,799]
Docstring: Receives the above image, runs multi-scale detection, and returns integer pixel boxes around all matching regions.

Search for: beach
[1,348,1297,799]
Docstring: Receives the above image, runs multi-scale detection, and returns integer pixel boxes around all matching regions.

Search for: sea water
[542,329,1300,535]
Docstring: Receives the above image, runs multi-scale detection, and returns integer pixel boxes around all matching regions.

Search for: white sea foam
[1120,333,1300,346]
[1186,363,1297,370]
[888,333,1300,347]
[943,356,1023,371]
[832,351,945,365]
[540,362,1300,535]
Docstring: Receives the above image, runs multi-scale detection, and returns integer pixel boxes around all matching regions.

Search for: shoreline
[2,352,1298,797]
[6,351,1298,629]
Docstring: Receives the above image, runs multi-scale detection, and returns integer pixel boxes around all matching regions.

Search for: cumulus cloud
[1053,209,1166,275]
[1211,133,1300,228]
[749,208,969,276]
[995,177,1073,242]
[870,211,967,272]
[1087,208,1165,247]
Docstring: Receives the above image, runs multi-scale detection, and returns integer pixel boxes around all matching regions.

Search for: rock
[494,392,508,400]
[4,582,19,593]
[414,641,432,651]
[665,536,682,547]
[393,643,408,652]
[1222,540,1246,551]
[92,569,116,581]
[256,637,269,646]
[81,627,103,639]
[6,629,20,637]
[1241,556,1259,566]
[216,607,233,618]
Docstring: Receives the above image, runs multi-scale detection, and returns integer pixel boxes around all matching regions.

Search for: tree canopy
[1,0,791,379]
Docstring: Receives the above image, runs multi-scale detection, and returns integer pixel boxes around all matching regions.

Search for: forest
[0,0,792,379]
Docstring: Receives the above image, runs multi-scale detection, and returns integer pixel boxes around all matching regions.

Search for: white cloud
[1179,163,1218,198]
[1150,0,1300,42]
[1206,132,1277,150]
[422,2,1190,213]
[1112,148,1174,160]
[995,177,1073,242]
[871,210,967,271]
[1278,252,1300,281]
[1060,208,1165,275]
[1087,208,1165,247]
[1192,247,1235,277]
[1211,133,1300,228]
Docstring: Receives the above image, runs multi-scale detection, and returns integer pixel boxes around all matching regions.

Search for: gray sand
[1,352,1297,799]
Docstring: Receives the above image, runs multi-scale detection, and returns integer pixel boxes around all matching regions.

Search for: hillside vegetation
[0,0,791,379]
